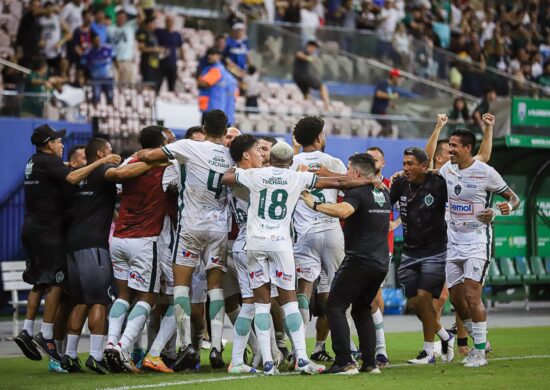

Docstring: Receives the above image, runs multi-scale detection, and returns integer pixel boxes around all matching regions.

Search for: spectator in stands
[537,61,550,90]
[81,31,115,106]
[60,0,84,33]
[68,9,93,86]
[197,34,226,77]
[292,40,331,110]
[300,1,320,44]
[197,47,227,120]
[243,65,260,108]
[108,9,139,83]
[91,8,109,44]
[376,0,401,59]
[16,0,46,69]
[278,0,301,23]
[39,2,71,77]
[94,0,117,23]
[185,126,206,141]
[392,23,411,70]
[356,1,380,31]
[447,97,471,133]
[155,15,184,91]
[224,71,238,125]
[223,22,249,80]
[414,34,438,80]
[22,58,52,117]
[472,87,497,134]
[1,55,24,117]
[137,16,163,92]
[370,68,401,137]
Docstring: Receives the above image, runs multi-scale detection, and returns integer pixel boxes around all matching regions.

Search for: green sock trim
[109,302,128,319]
[128,304,149,321]
[164,304,175,317]
[474,342,486,350]
[235,317,253,336]
[174,296,191,316]
[285,312,303,333]
[297,294,309,310]
[256,313,271,331]
[374,322,384,330]
[209,299,224,320]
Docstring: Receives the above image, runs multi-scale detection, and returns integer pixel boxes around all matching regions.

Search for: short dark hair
[203,110,228,137]
[138,125,166,149]
[293,116,324,147]
[247,65,257,75]
[230,134,258,162]
[185,126,205,139]
[403,147,428,164]
[348,153,375,176]
[434,138,449,157]
[85,137,109,162]
[68,144,86,161]
[260,136,278,146]
[484,87,496,95]
[366,146,385,157]
[450,128,476,151]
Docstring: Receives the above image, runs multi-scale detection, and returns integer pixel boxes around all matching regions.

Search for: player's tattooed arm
[104,161,157,182]
[477,188,520,223]
[425,113,448,169]
[136,148,169,163]
[474,113,494,163]
[301,191,355,218]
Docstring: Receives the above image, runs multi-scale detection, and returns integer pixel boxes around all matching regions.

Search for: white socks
[231,303,255,366]
[120,301,151,352]
[107,299,130,345]
[423,341,434,356]
[90,334,105,361]
[65,334,80,359]
[149,305,177,358]
[437,326,451,342]
[372,309,387,357]
[208,289,225,351]
[462,319,474,338]
[472,321,487,355]
[174,286,192,347]
[254,302,273,364]
[297,293,310,327]
[41,322,54,339]
[314,340,325,353]
[23,319,34,336]
[282,301,307,361]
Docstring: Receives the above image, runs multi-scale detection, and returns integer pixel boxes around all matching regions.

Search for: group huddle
[15,109,518,376]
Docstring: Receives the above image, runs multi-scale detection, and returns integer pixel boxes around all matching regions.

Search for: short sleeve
[343,188,361,211]
[162,164,179,192]
[486,165,508,194]
[46,156,71,182]
[235,168,254,190]
[161,139,192,164]
[299,171,317,190]
[438,161,451,180]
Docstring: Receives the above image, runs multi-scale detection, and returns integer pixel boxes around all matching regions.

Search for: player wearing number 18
[222,141,378,376]
[137,110,234,370]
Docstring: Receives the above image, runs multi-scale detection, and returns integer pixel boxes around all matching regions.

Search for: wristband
[313,201,322,211]
[507,202,514,212]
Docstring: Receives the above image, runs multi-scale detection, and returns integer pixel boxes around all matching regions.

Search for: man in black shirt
[390,147,454,365]
[292,40,331,110]
[302,153,390,375]
[61,138,156,374]
[15,124,120,363]
[137,17,162,92]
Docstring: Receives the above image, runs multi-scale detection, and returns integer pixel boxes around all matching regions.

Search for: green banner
[506,135,550,149]
[511,97,550,127]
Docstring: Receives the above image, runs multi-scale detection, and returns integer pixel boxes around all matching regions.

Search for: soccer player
[62,138,155,374]
[221,141,374,375]
[224,126,241,147]
[301,153,390,375]
[439,128,519,368]
[138,110,234,369]
[185,126,206,141]
[291,116,346,361]
[226,134,264,374]
[16,124,119,363]
[259,136,277,167]
[389,147,454,365]
[105,126,179,373]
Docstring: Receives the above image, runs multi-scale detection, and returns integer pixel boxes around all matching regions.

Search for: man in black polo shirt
[15,124,120,363]
[389,147,454,365]
[301,153,390,375]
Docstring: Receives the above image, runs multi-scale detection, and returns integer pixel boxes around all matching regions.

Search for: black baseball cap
[206,47,221,56]
[31,124,67,146]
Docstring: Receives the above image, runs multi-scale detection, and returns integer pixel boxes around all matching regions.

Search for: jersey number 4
[207,170,224,199]
[258,189,288,220]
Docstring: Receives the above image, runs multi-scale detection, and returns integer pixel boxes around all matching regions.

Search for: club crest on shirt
[373,188,385,207]
[25,160,34,179]
[424,193,434,206]
[454,184,462,196]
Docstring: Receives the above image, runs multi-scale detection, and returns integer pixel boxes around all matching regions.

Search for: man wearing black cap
[14,124,120,363]
[197,48,227,120]
[292,40,331,111]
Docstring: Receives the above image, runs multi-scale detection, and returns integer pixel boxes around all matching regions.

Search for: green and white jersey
[291,150,347,235]
[229,185,249,253]
[235,166,317,252]
[162,140,235,232]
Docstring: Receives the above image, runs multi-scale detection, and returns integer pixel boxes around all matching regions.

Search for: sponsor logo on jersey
[55,271,64,284]
[182,249,197,259]
[275,269,292,281]
[449,201,474,215]
[466,184,477,189]
[424,193,434,206]
[210,256,221,265]
[454,184,462,195]
[129,271,146,284]
[262,177,289,185]
[250,269,264,279]
[373,189,386,207]
[25,160,34,179]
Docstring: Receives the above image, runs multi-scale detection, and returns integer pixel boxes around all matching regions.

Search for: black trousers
[325,256,388,367]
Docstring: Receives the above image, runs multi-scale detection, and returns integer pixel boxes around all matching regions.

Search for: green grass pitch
[1,327,549,390]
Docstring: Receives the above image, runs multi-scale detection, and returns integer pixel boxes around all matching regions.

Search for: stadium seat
[498,256,522,284]
[487,259,507,285]
[514,256,537,283]
[530,256,550,282]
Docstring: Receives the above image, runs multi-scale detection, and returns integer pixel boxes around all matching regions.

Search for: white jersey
[162,140,234,232]
[291,151,346,235]
[40,15,62,59]
[229,185,249,253]
[439,160,508,245]
[235,167,317,252]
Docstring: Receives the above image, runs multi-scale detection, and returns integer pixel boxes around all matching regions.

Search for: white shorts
[158,216,175,295]
[294,228,344,285]
[110,236,161,293]
[233,251,253,299]
[446,243,490,288]
[173,228,227,272]
[317,269,330,294]
[247,250,296,291]
[191,263,208,304]
[223,249,241,299]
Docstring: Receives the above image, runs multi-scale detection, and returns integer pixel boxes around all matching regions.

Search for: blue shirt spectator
[81,43,114,79]
[223,23,249,73]
[155,17,183,66]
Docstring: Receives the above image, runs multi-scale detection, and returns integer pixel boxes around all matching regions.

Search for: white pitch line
[99,355,550,390]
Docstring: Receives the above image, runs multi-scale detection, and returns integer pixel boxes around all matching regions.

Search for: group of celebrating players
[14,108,519,376]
